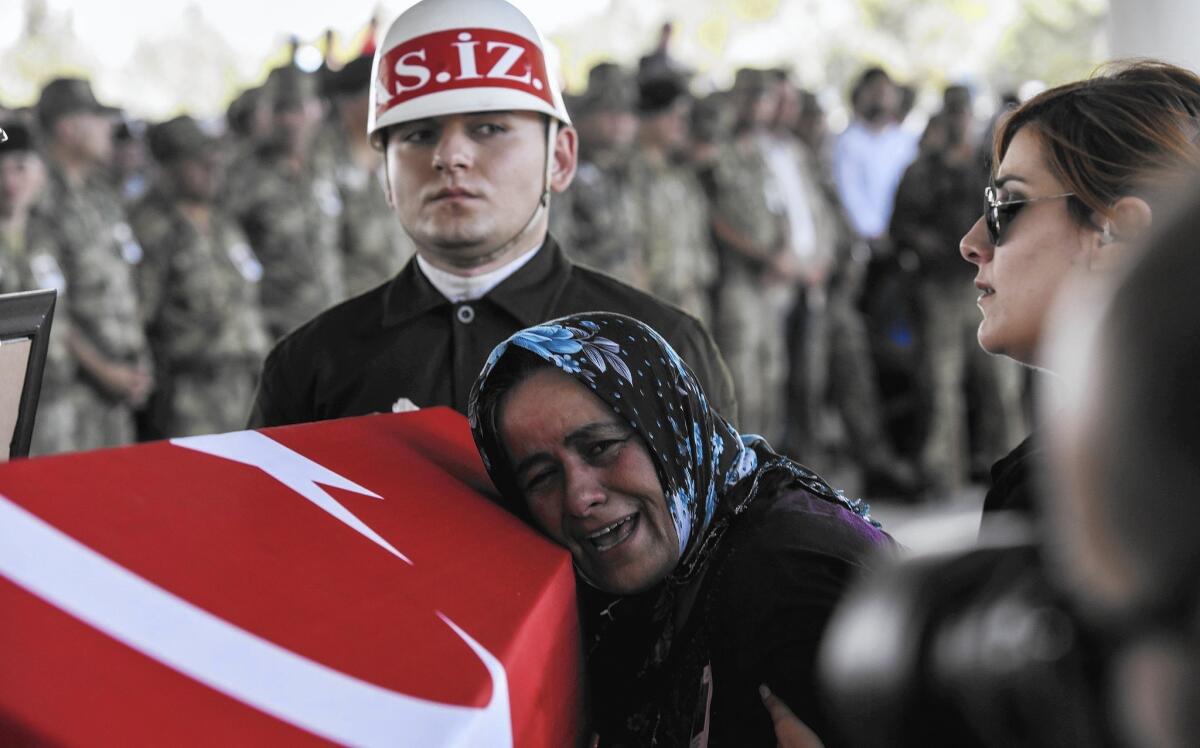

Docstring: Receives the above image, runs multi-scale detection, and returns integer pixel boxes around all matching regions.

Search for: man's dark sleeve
[246,345,300,428]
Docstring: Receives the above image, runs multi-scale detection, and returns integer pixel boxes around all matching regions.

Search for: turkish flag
[0,408,581,746]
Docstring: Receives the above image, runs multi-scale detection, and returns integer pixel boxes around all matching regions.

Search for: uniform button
[456,304,475,324]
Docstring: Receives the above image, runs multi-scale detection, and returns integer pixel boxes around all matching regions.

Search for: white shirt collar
[416,242,543,303]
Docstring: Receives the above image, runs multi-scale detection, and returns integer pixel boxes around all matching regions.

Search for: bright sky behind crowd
[1,0,1114,121]
[0,0,603,63]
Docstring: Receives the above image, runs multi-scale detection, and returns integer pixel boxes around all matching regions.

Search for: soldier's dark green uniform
[28,79,153,450]
[549,63,646,288]
[628,151,716,324]
[709,72,796,446]
[0,179,78,455]
[230,67,345,340]
[31,167,150,449]
[132,117,270,437]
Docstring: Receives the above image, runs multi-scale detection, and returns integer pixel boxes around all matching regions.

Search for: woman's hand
[759,684,825,748]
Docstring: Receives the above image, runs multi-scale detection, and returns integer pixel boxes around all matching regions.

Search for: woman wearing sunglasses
[960,59,1200,520]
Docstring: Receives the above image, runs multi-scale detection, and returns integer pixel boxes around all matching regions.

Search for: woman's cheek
[527,496,568,545]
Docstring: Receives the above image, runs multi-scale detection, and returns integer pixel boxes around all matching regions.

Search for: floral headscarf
[468,312,871,582]
[470,312,879,744]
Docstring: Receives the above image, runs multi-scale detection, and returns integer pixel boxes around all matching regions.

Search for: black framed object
[0,289,57,459]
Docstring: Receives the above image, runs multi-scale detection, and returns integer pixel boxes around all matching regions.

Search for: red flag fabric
[0,408,581,746]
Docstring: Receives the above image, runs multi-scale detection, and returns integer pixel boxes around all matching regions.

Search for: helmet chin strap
[466,116,557,268]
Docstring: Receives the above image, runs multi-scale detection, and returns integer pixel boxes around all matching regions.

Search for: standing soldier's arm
[66,328,153,407]
[27,209,153,407]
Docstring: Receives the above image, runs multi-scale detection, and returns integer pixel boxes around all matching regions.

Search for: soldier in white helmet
[247,0,735,427]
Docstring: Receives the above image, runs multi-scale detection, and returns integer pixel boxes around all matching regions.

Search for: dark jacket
[982,431,1039,517]
[248,236,737,427]
[586,469,893,747]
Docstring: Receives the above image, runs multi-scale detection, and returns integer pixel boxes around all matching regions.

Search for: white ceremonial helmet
[368,0,571,148]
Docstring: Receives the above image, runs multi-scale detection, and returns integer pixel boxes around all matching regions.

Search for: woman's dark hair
[994,59,1200,227]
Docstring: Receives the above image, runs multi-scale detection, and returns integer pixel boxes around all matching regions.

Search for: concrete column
[1109,0,1200,73]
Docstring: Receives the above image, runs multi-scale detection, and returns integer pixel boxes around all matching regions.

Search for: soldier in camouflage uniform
[313,56,415,298]
[27,78,153,451]
[229,66,344,341]
[0,120,78,455]
[222,84,272,212]
[131,116,270,438]
[549,63,646,288]
[627,75,717,326]
[709,69,805,445]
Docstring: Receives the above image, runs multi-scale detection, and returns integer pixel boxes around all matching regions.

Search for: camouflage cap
[147,116,216,163]
[574,62,636,116]
[265,65,319,110]
[37,77,119,128]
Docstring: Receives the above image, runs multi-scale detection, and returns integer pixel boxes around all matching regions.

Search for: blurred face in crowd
[943,87,974,146]
[579,109,638,153]
[857,76,897,126]
[499,367,680,594]
[173,154,223,204]
[959,126,1097,365]
[113,135,147,180]
[0,151,46,219]
[250,96,274,141]
[383,111,577,272]
[795,92,827,151]
[273,98,323,154]
[773,82,801,132]
[56,110,114,165]
[750,87,780,129]
[338,92,371,137]
[641,98,691,155]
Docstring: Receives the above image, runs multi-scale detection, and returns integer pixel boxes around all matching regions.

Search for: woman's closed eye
[584,438,626,462]
[522,465,558,494]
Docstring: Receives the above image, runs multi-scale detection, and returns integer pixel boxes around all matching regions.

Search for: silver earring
[1100,221,1115,245]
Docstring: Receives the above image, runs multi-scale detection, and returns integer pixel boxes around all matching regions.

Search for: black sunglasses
[984,185,1075,245]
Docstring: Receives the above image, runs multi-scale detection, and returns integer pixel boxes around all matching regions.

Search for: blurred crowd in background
[548,39,1034,505]
[0,16,1054,502]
